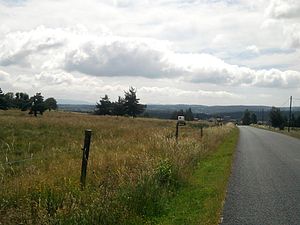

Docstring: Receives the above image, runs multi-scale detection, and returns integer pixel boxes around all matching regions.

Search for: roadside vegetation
[252,124,300,139]
[0,110,237,224]
[240,106,300,139]
[157,127,239,225]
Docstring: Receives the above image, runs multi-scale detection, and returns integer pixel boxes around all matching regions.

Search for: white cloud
[264,0,300,49]
[284,24,300,48]
[246,45,260,54]
[140,86,239,99]
[266,0,300,19]
[1,26,300,89]
[0,26,67,67]
[0,0,300,105]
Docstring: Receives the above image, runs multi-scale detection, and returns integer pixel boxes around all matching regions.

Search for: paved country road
[221,126,300,225]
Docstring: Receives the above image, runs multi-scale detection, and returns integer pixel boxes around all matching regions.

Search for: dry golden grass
[0,110,235,224]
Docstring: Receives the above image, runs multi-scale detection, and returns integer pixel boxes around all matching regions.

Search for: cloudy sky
[0,0,300,106]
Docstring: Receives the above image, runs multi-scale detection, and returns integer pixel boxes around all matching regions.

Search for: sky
[0,0,300,106]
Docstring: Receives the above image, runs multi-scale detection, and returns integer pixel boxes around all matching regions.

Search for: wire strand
[279,98,290,107]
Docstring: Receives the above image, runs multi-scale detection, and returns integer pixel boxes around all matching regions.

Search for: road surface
[222,126,300,225]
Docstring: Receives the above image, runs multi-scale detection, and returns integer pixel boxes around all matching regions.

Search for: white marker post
[176,116,186,142]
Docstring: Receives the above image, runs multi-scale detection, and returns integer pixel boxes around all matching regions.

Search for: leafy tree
[170,109,185,120]
[4,92,15,108]
[170,110,178,120]
[177,109,184,116]
[44,97,58,111]
[250,113,257,124]
[185,108,194,121]
[242,109,251,125]
[290,114,296,127]
[95,95,112,115]
[295,115,300,128]
[15,92,30,111]
[112,96,126,116]
[30,93,45,116]
[124,87,146,117]
[269,106,284,129]
[0,88,8,110]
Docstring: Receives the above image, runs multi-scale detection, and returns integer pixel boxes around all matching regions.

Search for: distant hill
[147,104,273,114]
[146,105,300,120]
[58,104,300,120]
[58,104,95,112]
[57,99,93,105]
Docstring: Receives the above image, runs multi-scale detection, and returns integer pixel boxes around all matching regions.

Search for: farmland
[0,110,238,225]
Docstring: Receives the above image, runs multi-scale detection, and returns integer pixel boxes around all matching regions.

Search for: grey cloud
[34,71,74,85]
[0,69,9,80]
[264,1,300,49]
[0,27,66,66]
[284,26,300,48]
[64,40,178,78]
[1,26,300,89]
[266,0,300,19]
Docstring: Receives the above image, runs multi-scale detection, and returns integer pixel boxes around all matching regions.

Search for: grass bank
[0,110,237,224]
[156,127,239,225]
[252,124,300,139]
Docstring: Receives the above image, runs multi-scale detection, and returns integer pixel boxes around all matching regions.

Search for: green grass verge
[156,127,239,225]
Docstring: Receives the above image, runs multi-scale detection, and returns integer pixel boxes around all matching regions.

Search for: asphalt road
[221,126,300,225]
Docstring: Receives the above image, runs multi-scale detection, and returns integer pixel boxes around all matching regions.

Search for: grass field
[0,110,237,225]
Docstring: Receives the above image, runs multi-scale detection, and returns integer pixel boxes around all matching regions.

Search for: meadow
[0,110,237,225]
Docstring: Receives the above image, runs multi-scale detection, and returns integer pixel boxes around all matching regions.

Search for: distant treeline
[241,107,300,129]
[268,107,300,129]
[94,87,146,117]
[0,88,57,116]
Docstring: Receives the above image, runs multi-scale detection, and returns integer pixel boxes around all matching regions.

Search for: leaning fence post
[175,121,179,143]
[200,126,203,138]
[80,129,92,189]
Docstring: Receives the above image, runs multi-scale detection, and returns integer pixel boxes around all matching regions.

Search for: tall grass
[0,110,235,224]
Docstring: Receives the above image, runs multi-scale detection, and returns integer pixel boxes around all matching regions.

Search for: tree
[4,92,15,108]
[290,114,296,128]
[269,106,284,129]
[295,115,300,128]
[112,96,126,116]
[15,92,30,111]
[185,108,194,121]
[124,87,146,117]
[95,95,112,115]
[170,109,184,120]
[242,109,251,125]
[171,110,178,120]
[250,113,257,124]
[44,97,58,111]
[0,88,8,110]
[30,93,45,116]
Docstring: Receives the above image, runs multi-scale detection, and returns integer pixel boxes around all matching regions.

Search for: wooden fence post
[80,129,92,189]
[200,126,203,138]
[175,122,179,143]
